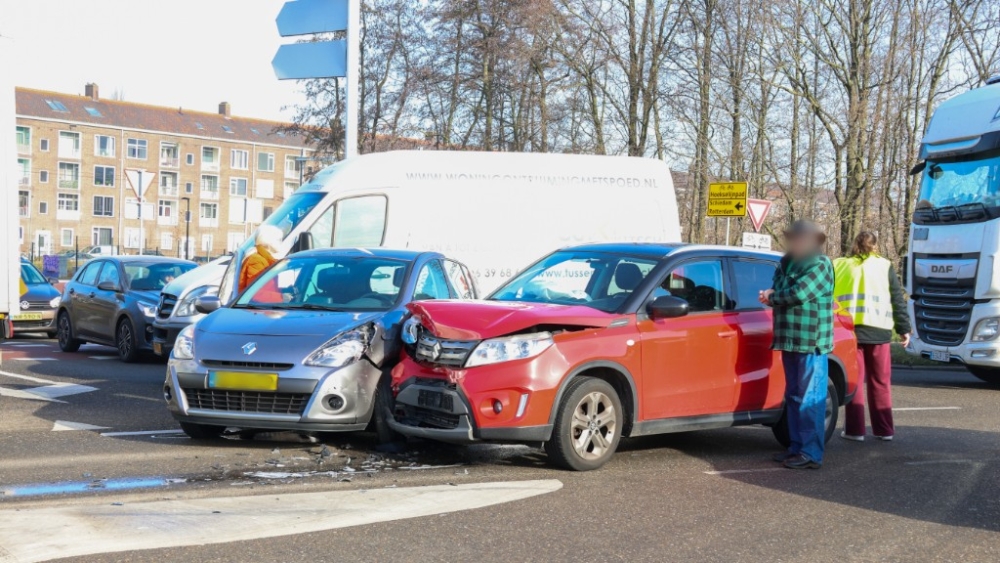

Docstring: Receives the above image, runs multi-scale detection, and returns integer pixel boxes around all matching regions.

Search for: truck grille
[913,280,974,347]
[414,333,477,367]
[182,388,309,415]
[158,293,178,319]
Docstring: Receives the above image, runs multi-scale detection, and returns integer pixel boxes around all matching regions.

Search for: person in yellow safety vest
[833,231,911,442]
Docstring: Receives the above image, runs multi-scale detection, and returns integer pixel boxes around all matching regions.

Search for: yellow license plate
[13,313,43,321]
[208,371,278,391]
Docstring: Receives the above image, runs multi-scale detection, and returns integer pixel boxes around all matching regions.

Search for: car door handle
[718,330,737,338]
[68,288,75,295]
[88,292,96,299]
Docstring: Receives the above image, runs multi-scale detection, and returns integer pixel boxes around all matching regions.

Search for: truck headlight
[972,318,1000,342]
[305,328,370,368]
[174,286,218,318]
[173,325,195,360]
[401,315,421,345]
[466,332,554,368]
[49,296,61,308]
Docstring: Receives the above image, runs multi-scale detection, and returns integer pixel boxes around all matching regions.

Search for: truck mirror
[292,232,314,254]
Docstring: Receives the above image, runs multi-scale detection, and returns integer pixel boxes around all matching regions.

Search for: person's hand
[899,333,911,348]
[759,289,774,305]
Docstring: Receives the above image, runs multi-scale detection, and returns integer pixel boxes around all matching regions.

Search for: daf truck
[907,75,1000,384]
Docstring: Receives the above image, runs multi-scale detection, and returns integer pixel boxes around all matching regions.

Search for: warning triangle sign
[747,199,772,233]
[124,169,156,199]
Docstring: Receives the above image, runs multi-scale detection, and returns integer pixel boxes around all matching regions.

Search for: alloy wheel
[117,322,133,358]
[570,391,618,461]
[58,316,71,346]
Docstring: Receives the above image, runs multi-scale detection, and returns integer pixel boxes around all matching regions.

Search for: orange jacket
[238,246,276,293]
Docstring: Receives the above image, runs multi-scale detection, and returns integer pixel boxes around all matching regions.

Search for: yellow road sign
[707,181,748,217]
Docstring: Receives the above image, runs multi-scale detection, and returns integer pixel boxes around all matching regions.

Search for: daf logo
[19,301,29,311]
[242,342,258,356]
[429,340,442,361]
[931,265,953,274]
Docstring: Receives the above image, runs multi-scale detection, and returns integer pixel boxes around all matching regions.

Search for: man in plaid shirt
[760,220,834,470]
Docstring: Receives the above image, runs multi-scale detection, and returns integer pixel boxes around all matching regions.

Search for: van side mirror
[194,296,222,315]
[291,232,314,254]
[97,281,120,292]
[647,295,689,320]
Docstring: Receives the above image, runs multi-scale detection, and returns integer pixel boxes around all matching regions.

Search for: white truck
[906,75,1000,384]
[152,150,680,356]
[0,43,19,342]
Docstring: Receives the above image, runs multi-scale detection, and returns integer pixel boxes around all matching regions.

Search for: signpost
[746,199,772,233]
[742,232,773,250]
[707,181,748,246]
[273,0,359,159]
[124,169,155,255]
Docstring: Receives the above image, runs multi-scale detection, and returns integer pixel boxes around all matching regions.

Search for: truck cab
[907,75,1000,384]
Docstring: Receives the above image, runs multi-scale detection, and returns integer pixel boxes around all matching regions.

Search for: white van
[152,150,679,355]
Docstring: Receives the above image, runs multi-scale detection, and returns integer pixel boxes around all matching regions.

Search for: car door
[91,261,124,341]
[69,261,103,338]
[729,258,782,412]
[637,259,739,419]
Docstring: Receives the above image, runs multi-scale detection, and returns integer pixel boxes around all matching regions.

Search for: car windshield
[919,149,1000,209]
[20,263,47,285]
[490,251,659,313]
[235,255,409,312]
[126,262,197,291]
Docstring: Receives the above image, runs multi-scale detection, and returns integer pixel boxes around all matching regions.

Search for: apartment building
[15,84,313,259]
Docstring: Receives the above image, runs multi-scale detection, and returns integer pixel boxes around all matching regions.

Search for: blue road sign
[272,41,348,80]
[276,0,349,37]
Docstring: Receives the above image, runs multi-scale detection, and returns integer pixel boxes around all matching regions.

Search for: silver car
[164,248,477,440]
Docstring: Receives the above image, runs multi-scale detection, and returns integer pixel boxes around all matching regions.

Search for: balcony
[158,215,178,226]
[59,179,79,190]
[200,190,219,201]
[160,184,179,197]
[199,217,219,228]
[18,176,30,187]
[160,157,180,168]
[16,142,30,155]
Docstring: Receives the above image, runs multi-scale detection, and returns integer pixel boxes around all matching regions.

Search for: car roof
[101,256,196,265]
[292,248,438,261]
[560,242,782,261]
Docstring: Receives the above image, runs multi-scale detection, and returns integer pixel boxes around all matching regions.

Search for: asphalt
[0,335,998,563]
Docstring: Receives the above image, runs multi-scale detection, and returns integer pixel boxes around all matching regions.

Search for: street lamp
[295,156,308,186]
[181,196,191,261]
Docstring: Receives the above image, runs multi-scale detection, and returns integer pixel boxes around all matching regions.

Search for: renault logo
[242,342,258,356]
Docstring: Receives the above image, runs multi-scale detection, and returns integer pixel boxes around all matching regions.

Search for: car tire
[116,318,141,363]
[367,373,403,444]
[56,311,81,352]
[545,377,623,471]
[966,366,1000,386]
[179,422,225,440]
[771,376,840,448]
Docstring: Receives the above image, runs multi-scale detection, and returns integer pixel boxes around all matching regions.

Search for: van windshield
[238,191,326,253]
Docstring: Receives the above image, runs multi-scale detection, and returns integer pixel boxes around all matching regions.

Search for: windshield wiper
[956,202,991,220]
[262,303,349,312]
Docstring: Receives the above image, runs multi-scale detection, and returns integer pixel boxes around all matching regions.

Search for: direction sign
[272,41,348,80]
[742,232,772,250]
[746,199,773,232]
[707,182,748,217]
[276,0,349,37]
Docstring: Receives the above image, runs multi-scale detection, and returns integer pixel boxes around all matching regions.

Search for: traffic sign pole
[345,0,359,159]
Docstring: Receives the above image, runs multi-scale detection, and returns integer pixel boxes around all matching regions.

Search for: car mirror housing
[194,296,222,315]
[97,281,120,292]
[647,295,689,320]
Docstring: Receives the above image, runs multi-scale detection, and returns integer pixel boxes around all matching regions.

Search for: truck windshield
[919,149,1000,210]
[237,191,326,254]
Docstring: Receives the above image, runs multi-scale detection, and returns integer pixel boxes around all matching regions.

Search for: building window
[159,171,179,196]
[160,232,174,251]
[46,100,69,112]
[185,182,193,194]
[18,191,29,217]
[200,174,219,199]
[226,232,245,252]
[94,165,115,187]
[258,152,275,172]
[285,155,301,179]
[284,182,298,199]
[199,202,219,227]
[231,149,249,170]
[57,193,80,219]
[39,201,48,214]
[95,135,115,157]
[186,153,194,165]
[39,170,49,183]
[229,177,248,197]
[17,158,30,186]
[93,227,113,246]
[85,106,103,117]
[160,142,179,167]
[40,139,49,152]
[93,195,115,217]
[58,162,80,189]
[58,131,81,159]
[201,146,220,171]
[127,138,148,159]
[201,234,214,252]
[16,126,30,153]
[158,199,177,225]
[61,229,74,248]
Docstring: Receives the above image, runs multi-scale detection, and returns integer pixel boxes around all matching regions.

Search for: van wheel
[772,376,839,448]
[57,311,81,352]
[545,377,622,471]
[116,319,140,363]
[967,366,1000,386]
[366,373,402,444]
[179,422,225,440]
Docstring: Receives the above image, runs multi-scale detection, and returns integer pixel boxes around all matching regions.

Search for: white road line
[703,468,785,475]
[3,343,49,348]
[9,357,57,361]
[52,420,110,432]
[0,370,58,385]
[893,407,961,411]
[25,383,98,400]
[88,356,116,360]
[904,459,976,466]
[0,480,563,563]
[100,429,186,437]
[0,386,64,403]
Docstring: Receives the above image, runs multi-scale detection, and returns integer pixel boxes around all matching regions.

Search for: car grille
[913,279,974,347]
[414,332,477,367]
[158,293,178,319]
[23,300,54,311]
[202,360,295,371]
[182,388,309,415]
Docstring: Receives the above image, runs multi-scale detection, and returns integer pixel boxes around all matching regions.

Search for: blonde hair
[254,225,283,253]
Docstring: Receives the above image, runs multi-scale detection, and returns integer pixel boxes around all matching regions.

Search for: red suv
[389,244,859,470]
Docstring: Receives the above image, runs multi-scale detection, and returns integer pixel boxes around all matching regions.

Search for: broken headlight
[305,327,371,369]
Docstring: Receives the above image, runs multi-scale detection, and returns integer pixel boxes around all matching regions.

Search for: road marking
[25,383,98,400]
[88,356,116,360]
[9,357,57,361]
[0,369,97,402]
[0,386,64,403]
[3,343,48,348]
[703,468,785,475]
[904,459,976,466]
[1,477,181,498]
[0,370,58,385]
[0,479,563,563]
[100,429,185,437]
[52,420,110,432]
[893,407,961,411]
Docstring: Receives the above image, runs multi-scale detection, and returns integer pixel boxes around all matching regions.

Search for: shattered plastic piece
[319,446,333,459]
[271,448,281,455]
[399,464,464,471]
[455,469,469,475]
[343,466,356,472]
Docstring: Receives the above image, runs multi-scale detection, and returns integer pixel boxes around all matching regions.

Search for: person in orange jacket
[238,225,282,294]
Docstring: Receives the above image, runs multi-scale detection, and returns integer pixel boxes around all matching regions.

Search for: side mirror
[291,232,314,254]
[97,281,120,292]
[194,296,222,315]
[647,295,689,320]
[48,278,59,285]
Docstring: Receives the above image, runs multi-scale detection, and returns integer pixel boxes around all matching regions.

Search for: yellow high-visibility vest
[833,254,894,330]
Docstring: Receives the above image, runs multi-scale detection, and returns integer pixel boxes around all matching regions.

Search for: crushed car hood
[407,300,615,340]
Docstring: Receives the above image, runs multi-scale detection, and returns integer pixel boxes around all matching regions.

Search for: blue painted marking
[277,0,349,37]
[272,41,347,80]
[1,477,177,498]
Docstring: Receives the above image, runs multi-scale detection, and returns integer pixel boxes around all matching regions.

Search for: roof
[15,87,310,150]
[562,243,782,260]
[102,256,196,265]
[294,248,434,261]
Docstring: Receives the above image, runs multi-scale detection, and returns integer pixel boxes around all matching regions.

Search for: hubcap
[570,391,617,461]
[118,323,132,357]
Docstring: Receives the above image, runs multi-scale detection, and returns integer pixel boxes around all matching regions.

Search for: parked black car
[57,257,197,362]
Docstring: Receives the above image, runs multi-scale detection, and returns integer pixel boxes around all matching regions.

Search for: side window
[307,205,335,248]
[369,265,406,297]
[661,260,731,313]
[443,260,475,299]
[413,261,451,301]
[77,262,101,286]
[732,260,778,310]
[96,262,121,289]
[333,195,387,247]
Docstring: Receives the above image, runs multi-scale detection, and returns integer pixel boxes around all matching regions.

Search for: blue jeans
[781,351,828,464]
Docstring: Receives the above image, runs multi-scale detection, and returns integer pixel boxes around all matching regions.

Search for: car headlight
[972,317,1000,342]
[305,328,371,368]
[465,332,554,368]
[401,315,421,345]
[49,296,61,308]
[173,325,195,360]
[174,285,218,318]
[139,301,157,318]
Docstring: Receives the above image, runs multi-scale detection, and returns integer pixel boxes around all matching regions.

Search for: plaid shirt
[769,253,835,354]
